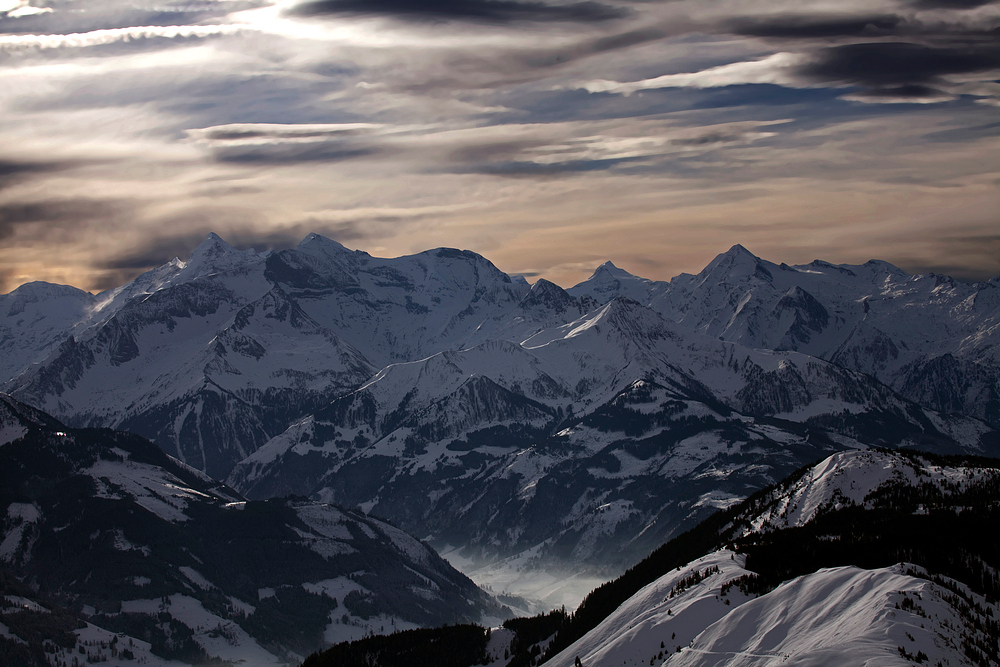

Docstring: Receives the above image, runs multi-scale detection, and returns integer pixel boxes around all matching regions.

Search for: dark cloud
[798,42,1000,91]
[0,159,75,192]
[0,199,130,240]
[88,269,142,293]
[288,0,627,23]
[589,27,668,53]
[907,0,1000,9]
[211,143,383,165]
[669,131,758,146]
[305,219,388,242]
[95,231,220,290]
[225,230,305,253]
[516,27,670,69]
[100,238,199,271]
[99,226,300,273]
[202,128,368,141]
[448,139,548,164]
[923,120,1000,143]
[730,14,904,39]
[451,155,644,177]
[850,83,951,99]
[892,234,1000,282]
[192,185,264,198]
[18,70,358,133]
[724,11,1000,44]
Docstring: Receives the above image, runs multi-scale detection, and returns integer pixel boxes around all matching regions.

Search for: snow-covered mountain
[3,236,999,666]
[0,413,507,665]
[227,296,997,574]
[265,234,531,366]
[2,235,996,577]
[3,233,532,479]
[570,244,1000,430]
[0,281,97,383]
[3,235,997,484]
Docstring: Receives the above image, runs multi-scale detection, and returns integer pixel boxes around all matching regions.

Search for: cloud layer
[0,0,998,293]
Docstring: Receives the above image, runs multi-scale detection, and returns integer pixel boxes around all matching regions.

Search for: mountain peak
[519,278,573,311]
[297,232,348,251]
[6,281,93,300]
[700,243,772,283]
[862,258,908,277]
[530,278,564,294]
[727,243,753,256]
[593,260,638,280]
[175,232,262,281]
[567,260,651,303]
[191,232,240,259]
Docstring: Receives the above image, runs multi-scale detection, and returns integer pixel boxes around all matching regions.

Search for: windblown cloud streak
[0,24,248,51]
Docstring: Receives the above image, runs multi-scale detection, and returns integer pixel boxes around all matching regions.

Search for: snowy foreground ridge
[548,551,993,667]
[538,449,1000,667]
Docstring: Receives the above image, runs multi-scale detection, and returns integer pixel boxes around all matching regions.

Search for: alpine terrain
[1,233,998,638]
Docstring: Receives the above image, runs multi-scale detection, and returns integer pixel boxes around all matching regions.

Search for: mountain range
[2,233,998,589]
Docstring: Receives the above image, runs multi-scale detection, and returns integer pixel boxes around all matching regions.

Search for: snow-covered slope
[548,552,996,667]
[265,234,530,367]
[5,235,381,478]
[545,550,752,667]
[297,449,1000,667]
[0,422,507,665]
[538,449,1000,667]
[730,448,1000,536]
[570,244,1000,428]
[663,563,993,667]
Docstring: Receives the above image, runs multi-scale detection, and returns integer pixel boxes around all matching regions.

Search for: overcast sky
[0,0,998,293]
